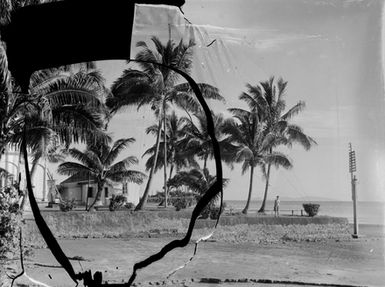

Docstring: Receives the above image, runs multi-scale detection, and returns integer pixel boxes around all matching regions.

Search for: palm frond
[108,156,139,173]
[104,138,135,165]
[173,82,224,102]
[68,148,102,171]
[57,162,94,176]
[265,152,292,169]
[107,69,155,113]
[286,124,317,150]
[281,101,305,121]
[107,170,146,184]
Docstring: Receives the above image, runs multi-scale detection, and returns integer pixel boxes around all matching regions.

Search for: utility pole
[348,143,358,238]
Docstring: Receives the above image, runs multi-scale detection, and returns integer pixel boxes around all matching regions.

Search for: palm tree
[223,106,292,214]
[167,167,229,204]
[181,111,236,171]
[244,77,317,213]
[143,111,198,191]
[1,65,108,158]
[106,36,223,210]
[57,138,146,211]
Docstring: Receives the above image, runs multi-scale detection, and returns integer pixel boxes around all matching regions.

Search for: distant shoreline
[228,199,385,203]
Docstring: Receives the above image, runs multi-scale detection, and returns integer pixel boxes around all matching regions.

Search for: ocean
[224,200,385,225]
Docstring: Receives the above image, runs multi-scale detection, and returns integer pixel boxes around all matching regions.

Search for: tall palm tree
[223,106,292,214]
[106,36,223,210]
[57,138,146,211]
[244,77,317,213]
[143,111,198,190]
[181,111,236,171]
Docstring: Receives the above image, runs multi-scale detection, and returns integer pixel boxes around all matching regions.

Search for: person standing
[274,196,280,217]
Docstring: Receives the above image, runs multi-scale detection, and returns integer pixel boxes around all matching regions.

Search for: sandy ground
[3,224,384,287]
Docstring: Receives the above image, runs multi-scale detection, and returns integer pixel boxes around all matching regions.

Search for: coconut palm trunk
[166,158,174,195]
[163,98,168,207]
[135,117,163,211]
[242,165,254,214]
[85,172,90,211]
[258,161,271,213]
[87,181,104,211]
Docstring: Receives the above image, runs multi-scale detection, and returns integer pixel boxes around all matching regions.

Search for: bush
[0,185,22,258]
[200,206,211,219]
[209,202,226,219]
[200,201,226,219]
[109,194,127,211]
[173,197,188,211]
[303,203,320,217]
[59,199,75,212]
[170,190,195,211]
[209,207,221,219]
[124,202,135,210]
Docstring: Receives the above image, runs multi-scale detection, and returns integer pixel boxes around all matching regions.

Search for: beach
[2,222,384,287]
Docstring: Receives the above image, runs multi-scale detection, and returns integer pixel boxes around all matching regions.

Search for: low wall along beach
[23,210,350,247]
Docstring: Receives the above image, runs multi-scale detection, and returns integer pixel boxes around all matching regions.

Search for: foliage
[168,168,228,202]
[180,111,236,170]
[109,194,127,211]
[147,192,163,204]
[1,64,109,160]
[59,198,75,212]
[209,207,222,220]
[0,185,21,258]
[107,36,224,211]
[172,197,188,211]
[201,201,226,220]
[302,203,320,217]
[57,137,146,211]
[199,206,211,219]
[143,111,198,173]
[223,89,293,214]
[243,77,317,213]
[170,190,194,211]
[124,202,136,210]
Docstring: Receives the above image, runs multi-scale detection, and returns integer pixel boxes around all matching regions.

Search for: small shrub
[59,199,75,212]
[200,206,211,219]
[124,202,135,210]
[209,207,221,219]
[302,203,320,217]
[170,190,195,211]
[109,194,127,211]
[173,197,189,211]
[209,203,226,219]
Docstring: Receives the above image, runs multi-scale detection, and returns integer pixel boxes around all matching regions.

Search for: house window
[87,187,93,197]
[105,187,109,198]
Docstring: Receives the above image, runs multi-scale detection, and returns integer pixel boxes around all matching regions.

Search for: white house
[60,173,140,206]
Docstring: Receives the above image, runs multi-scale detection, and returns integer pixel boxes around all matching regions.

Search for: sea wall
[22,209,348,246]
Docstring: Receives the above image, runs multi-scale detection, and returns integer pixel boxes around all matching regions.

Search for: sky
[49,0,385,203]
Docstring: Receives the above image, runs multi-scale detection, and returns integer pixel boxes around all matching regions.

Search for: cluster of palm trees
[106,36,224,210]
[1,1,316,215]
[223,79,317,214]
[105,36,316,214]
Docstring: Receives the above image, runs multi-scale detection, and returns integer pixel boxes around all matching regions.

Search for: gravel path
[2,233,382,287]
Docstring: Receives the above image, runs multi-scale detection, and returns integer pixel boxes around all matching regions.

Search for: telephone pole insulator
[348,143,358,238]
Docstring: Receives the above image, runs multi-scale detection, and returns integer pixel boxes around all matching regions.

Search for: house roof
[60,172,97,185]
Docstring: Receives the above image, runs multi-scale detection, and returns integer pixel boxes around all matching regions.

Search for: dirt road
[5,225,383,287]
